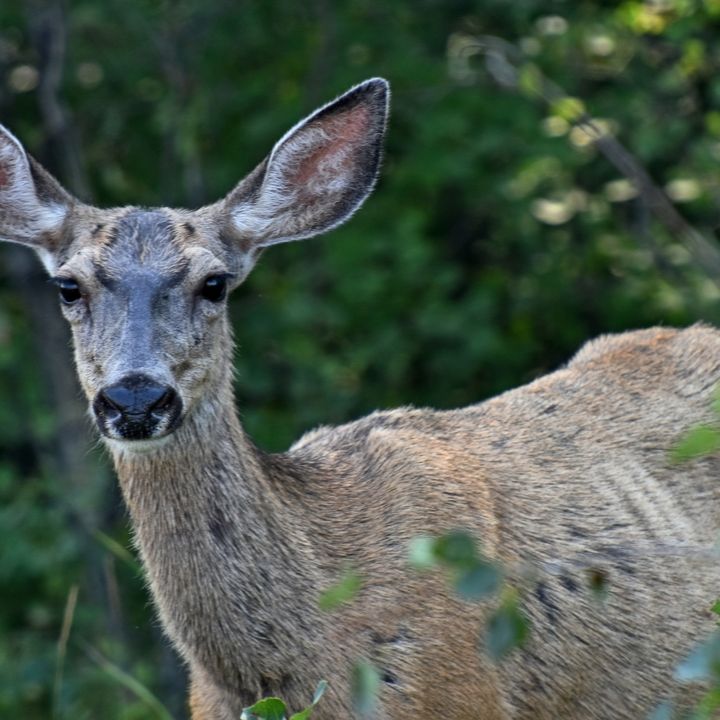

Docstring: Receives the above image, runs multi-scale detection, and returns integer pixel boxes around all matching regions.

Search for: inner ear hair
[221,78,390,251]
[0,124,76,261]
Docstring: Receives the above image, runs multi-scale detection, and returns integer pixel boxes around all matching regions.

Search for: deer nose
[93,374,182,439]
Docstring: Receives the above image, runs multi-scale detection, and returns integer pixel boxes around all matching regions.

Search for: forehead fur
[98,209,189,279]
[57,204,236,284]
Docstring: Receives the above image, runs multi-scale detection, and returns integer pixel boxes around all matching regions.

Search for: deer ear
[220,78,389,254]
[0,124,74,272]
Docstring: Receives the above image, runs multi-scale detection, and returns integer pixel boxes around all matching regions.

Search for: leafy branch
[241,680,327,720]
[450,33,720,286]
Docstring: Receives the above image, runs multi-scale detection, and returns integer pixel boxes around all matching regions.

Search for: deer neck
[107,380,327,694]
[112,380,264,530]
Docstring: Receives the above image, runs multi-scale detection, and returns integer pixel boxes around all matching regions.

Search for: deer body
[134,324,720,720]
[1,79,719,718]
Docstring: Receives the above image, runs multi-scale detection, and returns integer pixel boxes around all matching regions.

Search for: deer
[1,76,720,719]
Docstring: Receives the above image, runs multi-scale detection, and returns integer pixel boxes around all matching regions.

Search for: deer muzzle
[93,373,183,440]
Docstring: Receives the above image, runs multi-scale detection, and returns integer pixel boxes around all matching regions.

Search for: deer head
[0,79,389,447]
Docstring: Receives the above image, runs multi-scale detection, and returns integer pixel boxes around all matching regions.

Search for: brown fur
[114,323,720,719]
[1,80,719,718]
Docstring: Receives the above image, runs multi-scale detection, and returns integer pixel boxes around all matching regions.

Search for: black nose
[94,374,182,439]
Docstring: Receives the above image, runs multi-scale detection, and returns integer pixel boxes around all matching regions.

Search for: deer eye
[200,275,228,303]
[52,277,82,305]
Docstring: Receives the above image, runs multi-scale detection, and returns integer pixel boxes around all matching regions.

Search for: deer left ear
[0,124,75,272]
[218,78,389,257]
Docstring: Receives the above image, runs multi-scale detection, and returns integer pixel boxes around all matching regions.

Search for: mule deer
[2,78,720,719]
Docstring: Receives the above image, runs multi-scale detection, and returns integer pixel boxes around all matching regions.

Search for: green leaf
[485,596,530,661]
[311,680,328,706]
[675,631,720,682]
[241,697,288,720]
[351,661,380,717]
[647,701,673,720]
[408,536,437,569]
[711,599,720,618]
[518,63,542,97]
[318,570,362,611]
[455,562,502,600]
[695,685,720,719]
[410,531,503,602]
[289,680,328,720]
[672,425,720,462]
[550,96,586,123]
[433,530,477,569]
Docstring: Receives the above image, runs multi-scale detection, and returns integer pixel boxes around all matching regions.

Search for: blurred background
[2,0,720,717]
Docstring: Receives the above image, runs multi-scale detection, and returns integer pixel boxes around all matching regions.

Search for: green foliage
[648,702,674,720]
[670,632,720,719]
[318,569,362,611]
[242,698,289,720]
[550,96,586,123]
[711,600,720,620]
[666,379,720,718]
[241,680,327,720]
[676,632,720,683]
[672,425,720,461]
[410,530,527,663]
[350,661,380,718]
[410,530,501,600]
[673,384,720,461]
[486,591,531,661]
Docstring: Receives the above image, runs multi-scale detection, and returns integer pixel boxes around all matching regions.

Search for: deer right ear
[215,78,389,274]
[0,124,74,272]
